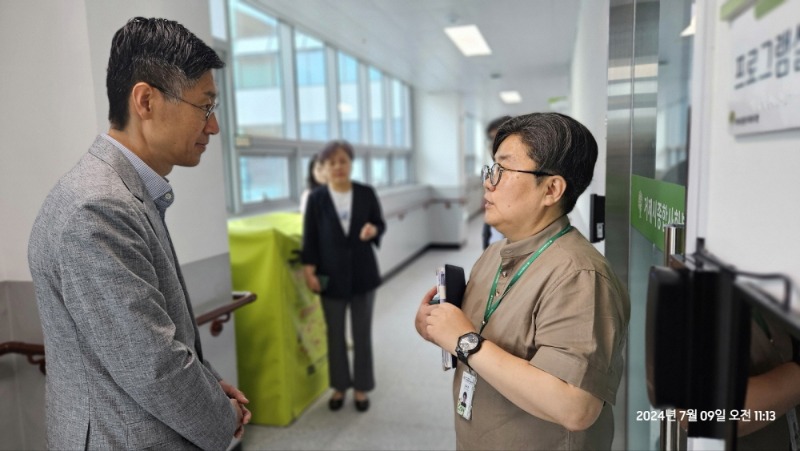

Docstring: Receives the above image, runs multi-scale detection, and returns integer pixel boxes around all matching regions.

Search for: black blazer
[301,182,386,299]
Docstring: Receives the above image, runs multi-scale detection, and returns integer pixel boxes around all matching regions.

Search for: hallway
[241,217,486,450]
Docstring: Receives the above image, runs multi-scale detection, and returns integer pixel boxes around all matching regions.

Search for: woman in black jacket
[301,140,386,413]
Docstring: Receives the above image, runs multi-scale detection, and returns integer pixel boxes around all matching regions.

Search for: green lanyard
[480,225,573,334]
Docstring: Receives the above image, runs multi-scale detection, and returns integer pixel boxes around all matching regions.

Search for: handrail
[0,341,46,375]
[196,291,258,337]
[0,291,258,375]
[384,197,467,220]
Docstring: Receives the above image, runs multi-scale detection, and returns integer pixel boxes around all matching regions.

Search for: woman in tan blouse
[415,113,630,450]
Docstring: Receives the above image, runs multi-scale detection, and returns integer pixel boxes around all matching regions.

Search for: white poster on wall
[728,0,800,135]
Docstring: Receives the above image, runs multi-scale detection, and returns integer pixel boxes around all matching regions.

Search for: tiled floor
[241,218,486,451]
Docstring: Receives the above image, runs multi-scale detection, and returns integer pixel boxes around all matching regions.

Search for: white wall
[569,0,611,251]
[0,0,98,282]
[84,0,231,264]
[415,91,463,187]
[690,0,800,311]
[0,0,230,283]
[412,90,471,246]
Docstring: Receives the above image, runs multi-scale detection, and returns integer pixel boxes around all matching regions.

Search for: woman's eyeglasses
[481,162,553,186]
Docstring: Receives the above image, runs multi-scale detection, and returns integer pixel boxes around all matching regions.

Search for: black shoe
[354,398,369,412]
[329,395,344,411]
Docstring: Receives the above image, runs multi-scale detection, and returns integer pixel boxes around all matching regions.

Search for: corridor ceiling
[256,0,583,120]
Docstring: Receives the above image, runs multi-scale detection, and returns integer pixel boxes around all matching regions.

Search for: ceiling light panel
[499,91,522,104]
[444,25,492,56]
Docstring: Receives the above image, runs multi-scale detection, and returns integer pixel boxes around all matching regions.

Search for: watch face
[459,333,479,351]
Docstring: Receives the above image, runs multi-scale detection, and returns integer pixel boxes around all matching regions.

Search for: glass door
[606,0,693,449]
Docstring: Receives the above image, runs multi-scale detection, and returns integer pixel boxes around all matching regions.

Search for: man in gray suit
[28,17,250,450]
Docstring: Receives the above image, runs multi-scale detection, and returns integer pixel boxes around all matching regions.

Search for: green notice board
[630,175,686,252]
[228,212,328,426]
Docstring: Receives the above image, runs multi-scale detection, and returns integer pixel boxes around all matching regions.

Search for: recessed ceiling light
[499,91,522,104]
[444,25,492,56]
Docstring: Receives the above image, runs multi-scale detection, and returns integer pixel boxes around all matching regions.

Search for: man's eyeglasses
[481,162,553,186]
[150,84,218,121]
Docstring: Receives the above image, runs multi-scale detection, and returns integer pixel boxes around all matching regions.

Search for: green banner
[630,175,686,252]
[228,212,328,425]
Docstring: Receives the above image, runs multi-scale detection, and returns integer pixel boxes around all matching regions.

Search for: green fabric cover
[228,212,328,426]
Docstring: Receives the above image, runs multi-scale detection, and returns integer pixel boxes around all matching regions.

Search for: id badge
[788,408,799,451]
[457,369,477,420]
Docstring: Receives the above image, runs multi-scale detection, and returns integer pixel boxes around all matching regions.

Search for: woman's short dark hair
[107,17,225,130]
[492,113,597,215]
[319,140,354,163]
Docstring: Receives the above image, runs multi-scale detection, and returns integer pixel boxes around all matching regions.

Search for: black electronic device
[645,251,750,443]
[433,264,466,370]
[589,194,605,243]
[645,264,691,408]
[443,264,466,309]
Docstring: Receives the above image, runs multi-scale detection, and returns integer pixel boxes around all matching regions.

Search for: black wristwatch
[456,332,485,368]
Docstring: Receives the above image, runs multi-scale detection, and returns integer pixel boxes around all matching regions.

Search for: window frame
[215,0,415,216]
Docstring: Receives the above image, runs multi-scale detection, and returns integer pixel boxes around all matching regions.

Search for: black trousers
[321,290,376,392]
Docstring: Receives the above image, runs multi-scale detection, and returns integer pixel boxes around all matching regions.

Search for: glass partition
[370,156,390,187]
[231,1,284,137]
[338,52,362,144]
[390,79,409,148]
[392,155,409,184]
[295,31,328,141]
[369,67,385,146]
[240,154,291,203]
[351,157,365,183]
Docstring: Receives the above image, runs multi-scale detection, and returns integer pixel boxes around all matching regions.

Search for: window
[231,1,284,138]
[391,79,410,148]
[369,67,385,146]
[392,155,410,185]
[209,0,227,41]
[351,157,366,183]
[239,154,290,203]
[338,52,362,143]
[214,0,416,215]
[371,156,390,187]
[295,31,328,141]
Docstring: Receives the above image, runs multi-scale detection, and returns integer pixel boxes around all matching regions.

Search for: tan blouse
[453,216,630,450]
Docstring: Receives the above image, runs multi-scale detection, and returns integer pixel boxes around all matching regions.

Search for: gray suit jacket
[28,136,238,450]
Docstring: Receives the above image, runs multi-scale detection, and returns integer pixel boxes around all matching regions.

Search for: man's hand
[229,399,245,438]
[221,380,251,438]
